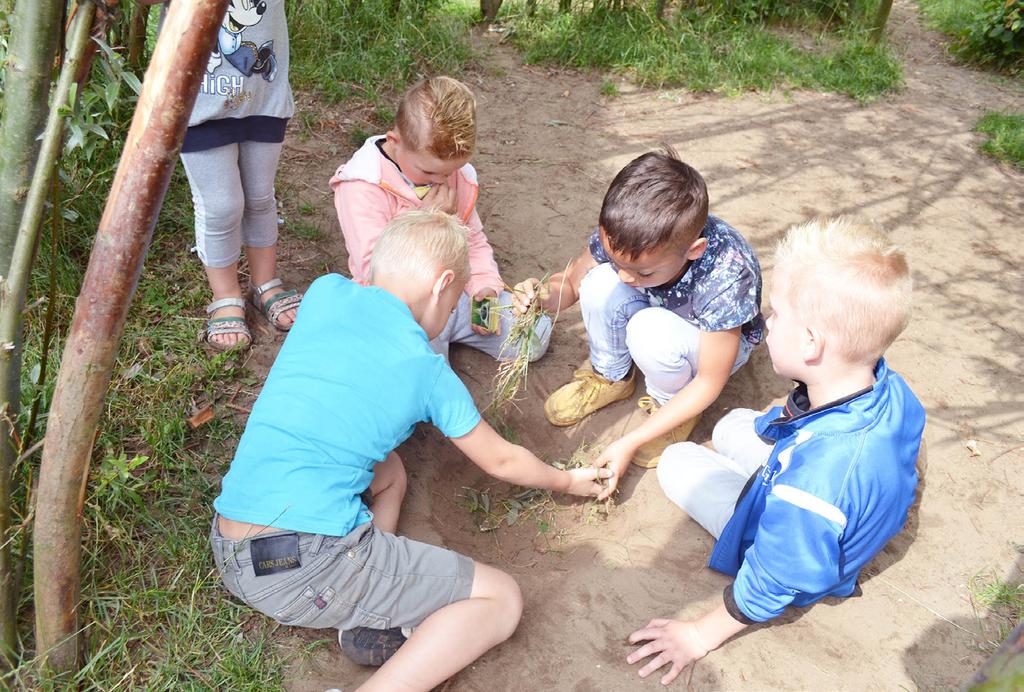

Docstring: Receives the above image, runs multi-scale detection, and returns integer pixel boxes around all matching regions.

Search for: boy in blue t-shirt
[626,218,925,686]
[211,210,611,688]
[514,149,763,496]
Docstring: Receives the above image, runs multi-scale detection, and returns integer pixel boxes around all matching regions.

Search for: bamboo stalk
[32,0,227,673]
[0,0,77,665]
[0,0,64,279]
[127,2,150,72]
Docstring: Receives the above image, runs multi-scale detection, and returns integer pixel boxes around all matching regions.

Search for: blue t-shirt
[214,274,481,536]
[589,215,765,346]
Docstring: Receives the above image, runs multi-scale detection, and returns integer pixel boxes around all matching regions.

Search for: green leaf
[123,72,143,96]
[105,79,121,113]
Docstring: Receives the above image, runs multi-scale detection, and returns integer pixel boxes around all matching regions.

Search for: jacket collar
[762,358,891,438]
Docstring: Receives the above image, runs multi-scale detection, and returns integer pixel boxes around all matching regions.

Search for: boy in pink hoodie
[329,76,551,362]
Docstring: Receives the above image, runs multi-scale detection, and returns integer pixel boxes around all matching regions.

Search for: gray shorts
[210,516,475,631]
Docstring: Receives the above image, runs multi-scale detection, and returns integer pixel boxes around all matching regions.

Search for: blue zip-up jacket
[709,358,925,623]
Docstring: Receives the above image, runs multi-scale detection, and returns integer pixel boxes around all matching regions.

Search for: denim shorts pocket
[273,585,356,628]
[353,605,391,630]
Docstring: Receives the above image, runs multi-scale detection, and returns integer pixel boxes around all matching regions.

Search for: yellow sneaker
[544,367,636,426]
[631,396,702,468]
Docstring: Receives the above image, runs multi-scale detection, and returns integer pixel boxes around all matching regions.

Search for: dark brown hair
[598,147,709,259]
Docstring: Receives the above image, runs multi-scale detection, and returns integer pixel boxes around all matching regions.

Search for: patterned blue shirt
[589,215,765,345]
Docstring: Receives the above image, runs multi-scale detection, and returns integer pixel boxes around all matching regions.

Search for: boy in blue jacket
[627,217,925,686]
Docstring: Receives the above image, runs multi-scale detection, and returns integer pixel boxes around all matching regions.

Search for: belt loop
[227,540,245,575]
[309,533,325,557]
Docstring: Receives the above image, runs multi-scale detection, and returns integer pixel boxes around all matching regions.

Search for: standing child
[141,0,303,350]
[330,76,551,362]
[627,218,925,686]
[514,149,763,491]
[211,210,610,690]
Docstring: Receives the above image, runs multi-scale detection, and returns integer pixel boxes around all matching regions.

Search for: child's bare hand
[421,183,458,215]
[511,278,542,315]
[627,618,709,685]
[564,465,616,497]
[595,438,636,501]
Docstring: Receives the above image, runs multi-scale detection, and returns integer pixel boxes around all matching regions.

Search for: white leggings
[180,140,283,268]
[657,408,773,538]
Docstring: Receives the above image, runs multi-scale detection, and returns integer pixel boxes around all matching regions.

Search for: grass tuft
[287,0,476,103]
[504,2,902,102]
[975,111,1024,168]
[968,567,1024,652]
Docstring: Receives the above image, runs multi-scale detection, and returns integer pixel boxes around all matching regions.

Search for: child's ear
[385,130,401,147]
[432,269,456,298]
[803,325,825,364]
[685,237,708,261]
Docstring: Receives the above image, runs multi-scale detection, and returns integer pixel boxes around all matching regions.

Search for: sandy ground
[234,1,1024,689]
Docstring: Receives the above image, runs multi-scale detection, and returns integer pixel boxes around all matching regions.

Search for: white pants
[579,263,752,403]
[657,408,773,538]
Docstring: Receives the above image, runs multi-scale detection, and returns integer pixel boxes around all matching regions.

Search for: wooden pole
[32,0,226,673]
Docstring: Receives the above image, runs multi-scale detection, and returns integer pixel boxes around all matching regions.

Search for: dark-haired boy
[514,150,763,497]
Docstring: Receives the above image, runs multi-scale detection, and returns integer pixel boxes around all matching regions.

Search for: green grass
[975,111,1024,168]
[2,0,489,679]
[918,0,981,37]
[287,0,476,103]
[600,77,620,97]
[969,567,1024,651]
[1,0,484,682]
[6,160,287,688]
[287,219,324,241]
[505,3,902,102]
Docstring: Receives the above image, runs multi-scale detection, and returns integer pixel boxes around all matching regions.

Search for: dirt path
[256,2,1024,688]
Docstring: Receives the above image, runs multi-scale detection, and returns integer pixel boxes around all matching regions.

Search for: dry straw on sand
[487,265,568,413]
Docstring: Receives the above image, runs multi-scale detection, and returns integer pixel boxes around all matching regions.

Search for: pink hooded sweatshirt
[329,136,503,298]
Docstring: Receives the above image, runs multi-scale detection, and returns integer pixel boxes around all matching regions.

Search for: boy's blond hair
[395,76,476,160]
[370,209,471,290]
[774,217,912,365]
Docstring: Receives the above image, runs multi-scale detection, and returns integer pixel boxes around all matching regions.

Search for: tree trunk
[127,3,151,73]
[32,0,227,674]
[869,0,893,45]
[480,0,502,23]
[0,0,64,666]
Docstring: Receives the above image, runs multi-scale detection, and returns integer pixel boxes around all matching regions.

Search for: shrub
[925,0,1024,69]
[959,0,1024,67]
